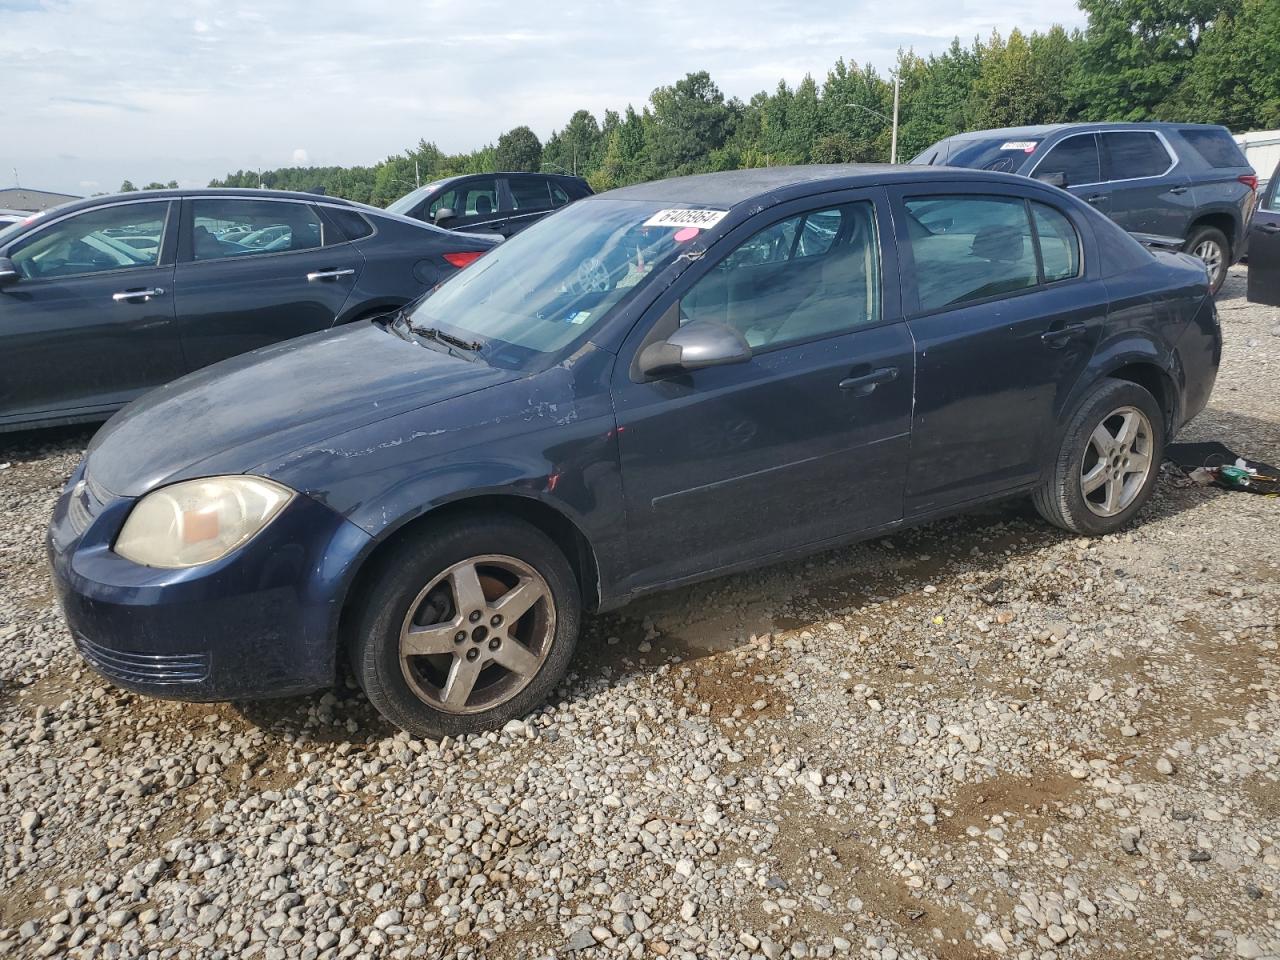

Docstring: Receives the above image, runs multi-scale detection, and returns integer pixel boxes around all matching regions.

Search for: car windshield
[914,137,1041,173]
[386,180,451,215]
[404,197,715,365]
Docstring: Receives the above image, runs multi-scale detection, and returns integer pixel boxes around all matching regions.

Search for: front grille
[67,468,112,537]
[75,634,209,685]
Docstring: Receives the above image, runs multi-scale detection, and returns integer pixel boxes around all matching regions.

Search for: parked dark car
[0,188,498,432]
[49,165,1219,738]
[913,123,1258,294]
[387,172,592,238]
[1247,160,1280,307]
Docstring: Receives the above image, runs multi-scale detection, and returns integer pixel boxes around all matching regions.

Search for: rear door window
[903,196,1039,311]
[190,199,324,261]
[1035,135,1101,187]
[1101,132,1174,181]
[509,178,554,212]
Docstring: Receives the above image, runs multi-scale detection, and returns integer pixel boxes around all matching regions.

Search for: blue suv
[914,122,1258,294]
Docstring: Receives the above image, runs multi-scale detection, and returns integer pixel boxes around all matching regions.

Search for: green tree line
[202,0,1278,205]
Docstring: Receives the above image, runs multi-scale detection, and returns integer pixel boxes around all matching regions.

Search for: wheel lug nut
[469,610,482,623]
[465,648,479,661]
[489,638,501,650]
[490,614,503,627]
[454,631,466,644]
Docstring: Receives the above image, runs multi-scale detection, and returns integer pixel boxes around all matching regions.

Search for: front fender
[259,348,628,599]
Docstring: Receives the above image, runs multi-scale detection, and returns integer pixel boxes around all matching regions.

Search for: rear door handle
[1041,321,1088,347]
[1259,223,1280,235]
[306,268,356,281]
[112,287,164,303]
[839,366,898,395]
[1168,186,1190,196]
[1084,194,1106,205]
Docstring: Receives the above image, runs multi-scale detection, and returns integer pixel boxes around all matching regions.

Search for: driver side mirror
[638,320,752,378]
[0,257,18,287]
[433,207,456,226]
[1036,171,1068,189]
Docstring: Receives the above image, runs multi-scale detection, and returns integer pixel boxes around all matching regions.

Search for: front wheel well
[339,496,601,653]
[1106,363,1176,435]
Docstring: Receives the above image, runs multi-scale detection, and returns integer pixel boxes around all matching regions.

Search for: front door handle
[839,366,898,396]
[1168,186,1190,196]
[306,268,356,281]
[1041,321,1088,347]
[1259,223,1280,235]
[1084,194,1106,205]
[112,287,165,303]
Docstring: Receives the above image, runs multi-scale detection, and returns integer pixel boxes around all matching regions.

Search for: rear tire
[1033,379,1165,536]
[1184,225,1229,295]
[349,515,581,739]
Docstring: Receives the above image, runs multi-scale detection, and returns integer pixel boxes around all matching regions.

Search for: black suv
[386,172,592,238]
[913,123,1258,293]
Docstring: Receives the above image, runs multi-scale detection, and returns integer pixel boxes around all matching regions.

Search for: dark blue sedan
[49,165,1220,738]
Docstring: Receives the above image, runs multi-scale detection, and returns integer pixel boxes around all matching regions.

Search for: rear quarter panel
[1085,251,1213,432]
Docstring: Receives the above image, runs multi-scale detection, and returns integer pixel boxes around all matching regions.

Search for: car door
[1098,130,1192,245]
[501,176,558,237]
[0,199,185,426]
[609,190,915,590]
[172,197,364,371]
[1248,170,1280,307]
[1029,133,1110,218]
[889,186,1105,515]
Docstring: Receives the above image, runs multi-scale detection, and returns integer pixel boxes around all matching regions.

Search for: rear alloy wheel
[1033,379,1165,535]
[1184,225,1229,295]
[351,516,580,738]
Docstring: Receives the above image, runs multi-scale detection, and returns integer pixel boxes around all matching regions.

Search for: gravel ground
[1,267,1277,960]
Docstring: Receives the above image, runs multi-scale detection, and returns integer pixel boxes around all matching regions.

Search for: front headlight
[114,476,294,568]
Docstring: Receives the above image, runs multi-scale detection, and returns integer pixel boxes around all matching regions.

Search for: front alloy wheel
[399,556,555,714]
[350,516,581,738]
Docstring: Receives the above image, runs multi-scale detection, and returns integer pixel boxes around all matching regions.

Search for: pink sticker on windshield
[674,227,699,242]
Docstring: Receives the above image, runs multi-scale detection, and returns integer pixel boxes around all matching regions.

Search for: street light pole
[891,76,901,165]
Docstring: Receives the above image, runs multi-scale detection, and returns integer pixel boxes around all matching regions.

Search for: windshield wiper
[410,323,485,353]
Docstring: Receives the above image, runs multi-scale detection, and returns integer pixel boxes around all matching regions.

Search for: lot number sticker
[643,208,728,229]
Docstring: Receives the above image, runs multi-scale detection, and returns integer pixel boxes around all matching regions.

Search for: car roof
[430,171,588,187]
[943,121,1231,142]
[600,164,1035,207]
[28,187,366,220]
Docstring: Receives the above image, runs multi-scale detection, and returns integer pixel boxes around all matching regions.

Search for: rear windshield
[1179,128,1249,168]
[912,137,1041,173]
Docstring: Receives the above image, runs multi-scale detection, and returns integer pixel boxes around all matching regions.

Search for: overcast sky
[1,0,1086,196]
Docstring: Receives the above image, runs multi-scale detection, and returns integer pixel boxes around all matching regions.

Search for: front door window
[9,202,168,280]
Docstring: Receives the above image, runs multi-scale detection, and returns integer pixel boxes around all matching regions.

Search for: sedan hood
[87,322,519,498]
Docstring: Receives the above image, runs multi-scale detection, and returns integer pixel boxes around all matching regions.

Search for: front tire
[349,515,581,739]
[1033,379,1165,536]
[1184,225,1229,295]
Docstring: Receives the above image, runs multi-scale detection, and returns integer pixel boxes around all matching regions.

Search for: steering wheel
[570,256,611,294]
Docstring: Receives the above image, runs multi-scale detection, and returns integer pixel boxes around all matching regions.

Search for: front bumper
[48,464,373,701]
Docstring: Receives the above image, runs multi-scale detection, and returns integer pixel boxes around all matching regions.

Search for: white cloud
[291,148,309,165]
[0,0,1088,193]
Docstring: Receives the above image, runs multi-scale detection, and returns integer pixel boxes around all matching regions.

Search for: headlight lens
[114,476,294,568]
